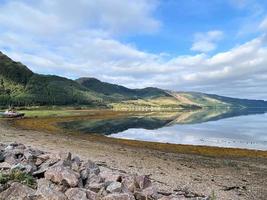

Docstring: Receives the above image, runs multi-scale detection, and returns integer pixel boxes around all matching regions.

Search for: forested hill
[0,51,267,109]
[0,52,105,106]
[76,77,170,100]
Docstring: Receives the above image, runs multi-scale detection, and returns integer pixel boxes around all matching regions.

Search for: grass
[0,170,36,188]
[22,109,75,117]
[13,108,106,118]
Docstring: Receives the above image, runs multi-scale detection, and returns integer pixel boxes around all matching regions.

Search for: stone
[88,173,104,184]
[121,176,136,193]
[4,145,14,151]
[86,182,105,193]
[23,148,44,161]
[101,171,122,183]
[141,186,158,199]
[0,144,7,151]
[0,151,5,162]
[80,169,89,180]
[86,190,97,200]
[134,175,152,190]
[5,146,25,158]
[35,158,45,166]
[72,161,80,172]
[0,182,35,200]
[72,156,81,165]
[0,162,12,169]
[71,156,81,172]
[106,182,122,193]
[0,143,168,200]
[81,160,100,175]
[45,165,80,187]
[24,163,38,174]
[35,178,68,200]
[103,193,135,200]
[65,188,88,200]
[4,153,18,165]
[84,173,104,190]
[13,143,26,150]
[36,154,51,162]
[134,186,160,200]
[56,152,72,162]
[33,158,59,177]
[11,163,26,171]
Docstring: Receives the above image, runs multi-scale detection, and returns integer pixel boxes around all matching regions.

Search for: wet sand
[1,118,267,199]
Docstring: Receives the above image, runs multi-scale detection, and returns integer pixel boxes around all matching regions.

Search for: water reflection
[59,107,267,150]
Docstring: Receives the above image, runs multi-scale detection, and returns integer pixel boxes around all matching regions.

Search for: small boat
[1,109,25,118]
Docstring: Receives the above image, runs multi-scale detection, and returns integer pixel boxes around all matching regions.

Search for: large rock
[134,186,158,200]
[24,148,43,161]
[56,152,72,161]
[4,143,25,160]
[101,171,122,183]
[65,188,88,200]
[33,157,59,177]
[121,176,136,193]
[35,178,67,200]
[85,173,105,192]
[87,173,104,185]
[106,182,122,193]
[135,175,152,190]
[4,153,18,165]
[0,182,35,200]
[86,190,97,200]
[86,182,105,193]
[103,193,135,200]
[71,156,81,172]
[45,165,80,187]
[81,160,100,177]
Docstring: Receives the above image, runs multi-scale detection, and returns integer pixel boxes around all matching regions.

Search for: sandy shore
[1,119,267,199]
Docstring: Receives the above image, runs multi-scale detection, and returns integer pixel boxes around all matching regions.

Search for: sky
[0,0,267,100]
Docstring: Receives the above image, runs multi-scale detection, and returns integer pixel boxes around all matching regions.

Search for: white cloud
[259,16,267,30]
[0,0,160,37]
[0,1,266,100]
[191,30,224,52]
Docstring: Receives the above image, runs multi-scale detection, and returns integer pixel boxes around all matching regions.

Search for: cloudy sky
[0,0,267,100]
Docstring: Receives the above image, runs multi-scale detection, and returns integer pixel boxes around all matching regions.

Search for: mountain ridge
[0,51,267,109]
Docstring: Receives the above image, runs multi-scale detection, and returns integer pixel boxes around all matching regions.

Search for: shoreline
[12,111,267,159]
[1,119,267,199]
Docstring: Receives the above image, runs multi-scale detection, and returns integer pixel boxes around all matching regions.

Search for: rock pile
[0,143,209,200]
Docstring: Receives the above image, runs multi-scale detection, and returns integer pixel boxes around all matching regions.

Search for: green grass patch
[22,109,74,117]
[0,170,36,188]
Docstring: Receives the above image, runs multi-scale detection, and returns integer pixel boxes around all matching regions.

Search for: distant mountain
[1,51,267,109]
[76,77,170,100]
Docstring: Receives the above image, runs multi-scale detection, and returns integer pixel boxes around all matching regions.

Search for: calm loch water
[59,108,267,150]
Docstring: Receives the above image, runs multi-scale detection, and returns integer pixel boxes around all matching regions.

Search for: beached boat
[0,110,25,118]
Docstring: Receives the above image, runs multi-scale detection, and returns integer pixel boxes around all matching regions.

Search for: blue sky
[0,0,267,99]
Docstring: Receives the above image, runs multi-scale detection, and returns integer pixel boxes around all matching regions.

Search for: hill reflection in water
[58,108,267,150]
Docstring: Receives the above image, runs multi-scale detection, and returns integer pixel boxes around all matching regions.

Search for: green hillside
[76,77,170,100]
[0,52,105,106]
[0,51,267,109]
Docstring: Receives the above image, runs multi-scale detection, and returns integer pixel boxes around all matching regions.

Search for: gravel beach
[1,119,267,199]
